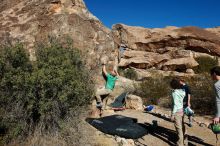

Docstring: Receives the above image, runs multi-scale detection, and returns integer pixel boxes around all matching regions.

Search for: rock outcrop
[0,0,115,72]
[206,27,220,37]
[112,24,220,78]
[125,94,143,110]
[112,24,220,55]
[1,0,220,81]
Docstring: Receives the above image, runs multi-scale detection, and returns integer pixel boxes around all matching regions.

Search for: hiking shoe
[188,123,193,127]
[96,102,103,108]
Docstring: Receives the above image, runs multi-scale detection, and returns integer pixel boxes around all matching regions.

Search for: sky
[84,0,220,29]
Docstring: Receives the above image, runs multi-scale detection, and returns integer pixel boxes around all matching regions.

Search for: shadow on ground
[145,112,172,122]
[137,122,213,146]
[146,112,193,127]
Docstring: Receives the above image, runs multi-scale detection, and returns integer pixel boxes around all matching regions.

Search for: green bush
[0,42,94,143]
[135,74,171,105]
[183,74,215,115]
[122,68,138,80]
[194,56,218,73]
[135,73,215,115]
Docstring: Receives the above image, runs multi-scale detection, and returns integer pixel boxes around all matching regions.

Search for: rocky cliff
[0,0,115,71]
[1,0,220,80]
[112,24,220,78]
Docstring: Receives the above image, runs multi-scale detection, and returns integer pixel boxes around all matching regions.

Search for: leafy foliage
[183,74,215,115]
[119,68,138,80]
[124,68,138,80]
[135,72,215,115]
[135,74,171,105]
[0,42,94,143]
[194,56,218,73]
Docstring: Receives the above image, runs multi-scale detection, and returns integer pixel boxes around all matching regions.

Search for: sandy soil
[87,106,219,146]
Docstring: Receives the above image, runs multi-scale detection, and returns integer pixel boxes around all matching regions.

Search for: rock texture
[1,0,220,81]
[125,94,143,110]
[112,24,220,55]
[0,0,115,71]
[206,27,220,37]
[112,24,220,78]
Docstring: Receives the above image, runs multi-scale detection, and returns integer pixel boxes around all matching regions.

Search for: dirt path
[89,106,218,146]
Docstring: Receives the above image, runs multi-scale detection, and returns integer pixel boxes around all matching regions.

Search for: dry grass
[5,109,117,146]
[25,135,67,146]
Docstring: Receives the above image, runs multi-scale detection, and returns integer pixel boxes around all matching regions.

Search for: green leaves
[194,56,218,73]
[0,42,94,143]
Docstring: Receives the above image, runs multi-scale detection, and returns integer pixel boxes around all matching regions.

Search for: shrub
[34,43,94,131]
[183,74,215,115]
[135,74,171,105]
[0,42,94,143]
[122,68,138,80]
[0,44,33,142]
[135,73,215,115]
[194,56,218,73]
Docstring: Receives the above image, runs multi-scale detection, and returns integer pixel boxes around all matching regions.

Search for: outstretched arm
[115,69,119,77]
[102,64,108,76]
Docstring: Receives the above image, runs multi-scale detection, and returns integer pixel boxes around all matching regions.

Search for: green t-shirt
[105,73,118,90]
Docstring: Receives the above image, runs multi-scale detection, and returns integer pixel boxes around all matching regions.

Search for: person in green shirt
[95,64,119,108]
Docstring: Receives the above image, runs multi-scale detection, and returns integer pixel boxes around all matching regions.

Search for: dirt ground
[87,106,219,146]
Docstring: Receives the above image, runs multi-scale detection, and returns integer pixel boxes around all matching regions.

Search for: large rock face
[206,27,220,37]
[1,0,220,81]
[0,0,115,71]
[112,24,220,55]
[112,24,220,78]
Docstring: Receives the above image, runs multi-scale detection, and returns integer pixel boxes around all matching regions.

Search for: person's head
[108,66,117,76]
[210,66,220,80]
[110,70,117,76]
[176,77,185,85]
[170,78,182,89]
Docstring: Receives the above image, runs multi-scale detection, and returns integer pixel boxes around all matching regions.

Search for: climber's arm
[102,64,108,76]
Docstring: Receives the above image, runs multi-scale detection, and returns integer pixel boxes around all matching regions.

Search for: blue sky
[84,0,220,29]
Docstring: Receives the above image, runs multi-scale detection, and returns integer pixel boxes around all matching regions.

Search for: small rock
[186,69,195,74]
[164,114,170,118]
[199,123,206,127]
[126,139,135,146]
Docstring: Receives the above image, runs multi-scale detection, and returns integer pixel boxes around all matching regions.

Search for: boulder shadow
[141,122,213,146]
[145,112,172,123]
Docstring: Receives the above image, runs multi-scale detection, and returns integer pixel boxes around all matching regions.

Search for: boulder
[125,94,143,110]
[133,68,194,80]
[112,24,220,76]
[162,57,199,71]
[115,76,137,92]
[112,24,220,56]
[186,69,195,74]
[0,0,115,69]
[119,51,170,69]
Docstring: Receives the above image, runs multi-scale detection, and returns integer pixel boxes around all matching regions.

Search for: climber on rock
[95,62,119,108]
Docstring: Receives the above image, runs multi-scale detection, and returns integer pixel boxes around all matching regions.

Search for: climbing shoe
[96,102,103,108]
